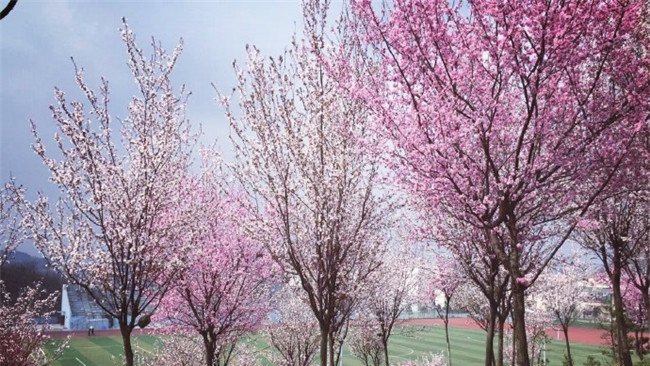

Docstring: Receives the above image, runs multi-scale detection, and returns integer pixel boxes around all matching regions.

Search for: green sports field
[49,326,612,366]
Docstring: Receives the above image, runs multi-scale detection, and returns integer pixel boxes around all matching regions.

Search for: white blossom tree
[0,181,25,273]
[361,250,419,366]
[221,2,395,365]
[536,255,592,366]
[349,324,385,366]
[21,20,195,366]
[266,287,321,366]
[397,354,447,366]
[422,257,465,366]
[138,337,263,366]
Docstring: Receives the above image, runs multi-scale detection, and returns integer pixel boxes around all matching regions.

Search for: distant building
[60,284,115,330]
[580,277,612,321]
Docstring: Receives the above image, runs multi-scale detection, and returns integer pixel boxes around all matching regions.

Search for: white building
[60,284,114,330]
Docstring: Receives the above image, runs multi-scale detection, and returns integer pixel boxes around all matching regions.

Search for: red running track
[399,318,610,346]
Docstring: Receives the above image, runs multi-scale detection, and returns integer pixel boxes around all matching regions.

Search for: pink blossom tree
[0,182,67,366]
[622,205,650,360]
[0,285,65,366]
[342,2,650,365]
[221,2,395,365]
[139,336,204,366]
[138,337,264,366]
[621,274,649,359]
[157,172,278,366]
[21,20,195,366]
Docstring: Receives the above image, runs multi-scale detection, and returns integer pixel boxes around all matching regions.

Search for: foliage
[634,359,650,366]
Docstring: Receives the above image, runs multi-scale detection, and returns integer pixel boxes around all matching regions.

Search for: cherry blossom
[221,2,397,365]
[340,1,650,364]
[360,250,419,366]
[157,170,278,366]
[21,20,196,366]
[266,287,321,366]
[535,254,592,366]
[423,257,464,366]
[0,182,67,366]
[577,194,649,365]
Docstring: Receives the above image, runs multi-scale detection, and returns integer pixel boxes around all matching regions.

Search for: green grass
[51,335,158,366]
[48,325,613,366]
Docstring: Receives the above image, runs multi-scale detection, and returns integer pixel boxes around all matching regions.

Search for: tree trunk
[337,322,350,366]
[444,303,452,366]
[320,327,329,366]
[642,290,650,360]
[646,291,650,333]
[383,338,390,366]
[328,331,335,366]
[119,323,134,366]
[611,271,633,366]
[484,306,496,366]
[640,329,646,361]
[634,329,644,360]
[496,318,505,366]
[512,327,517,366]
[202,333,216,366]
[562,324,573,366]
[511,285,529,366]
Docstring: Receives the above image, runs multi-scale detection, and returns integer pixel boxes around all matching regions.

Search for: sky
[0,0,320,254]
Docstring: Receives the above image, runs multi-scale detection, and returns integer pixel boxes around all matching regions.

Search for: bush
[397,354,447,366]
[634,359,650,366]
[582,355,602,366]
